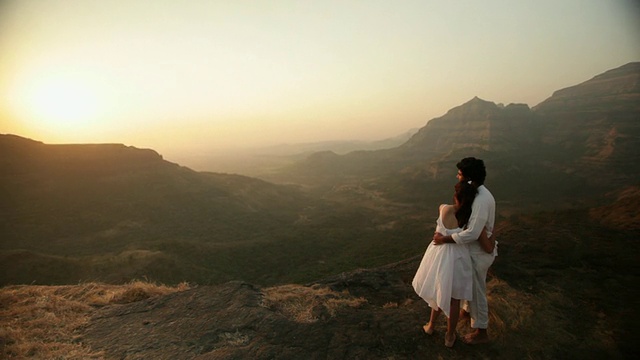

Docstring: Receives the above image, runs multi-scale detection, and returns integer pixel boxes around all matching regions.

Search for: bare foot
[423,323,435,335]
[462,331,490,345]
[445,332,457,348]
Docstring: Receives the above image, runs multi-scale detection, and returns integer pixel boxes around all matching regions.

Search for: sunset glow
[17,77,102,132]
[0,0,638,157]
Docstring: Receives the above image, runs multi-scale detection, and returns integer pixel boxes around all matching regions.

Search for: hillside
[0,134,426,286]
[533,62,640,190]
[265,62,640,212]
[2,207,637,359]
[0,135,297,283]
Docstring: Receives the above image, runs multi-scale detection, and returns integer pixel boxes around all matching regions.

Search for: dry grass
[420,277,540,348]
[383,302,399,309]
[463,277,567,355]
[475,277,538,343]
[0,281,189,359]
[218,330,250,347]
[442,276,619,359]
[261,284,367,323]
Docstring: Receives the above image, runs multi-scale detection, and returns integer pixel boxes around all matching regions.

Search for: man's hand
[433,232,446,245]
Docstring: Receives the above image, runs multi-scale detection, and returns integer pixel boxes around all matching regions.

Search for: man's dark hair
[457,157,486,185]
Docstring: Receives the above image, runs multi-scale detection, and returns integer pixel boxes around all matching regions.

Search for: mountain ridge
[265,62,640,211]
[534,61,640,112]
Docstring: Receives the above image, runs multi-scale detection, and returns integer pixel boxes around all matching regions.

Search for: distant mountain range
[171,128,418,176]
[1,62,638,286]
[266,62,640,212]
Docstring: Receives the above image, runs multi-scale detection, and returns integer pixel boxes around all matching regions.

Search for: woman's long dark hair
[455,181,478,228]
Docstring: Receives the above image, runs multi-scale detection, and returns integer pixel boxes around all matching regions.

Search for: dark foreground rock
[80,258,502,359]
[80,217,638,360]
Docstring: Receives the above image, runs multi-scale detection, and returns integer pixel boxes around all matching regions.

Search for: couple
[412,157,497,348]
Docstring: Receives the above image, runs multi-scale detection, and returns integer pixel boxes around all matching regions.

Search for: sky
[1,0,639,158]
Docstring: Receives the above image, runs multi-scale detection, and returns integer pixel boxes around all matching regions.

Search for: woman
[412,181,494,347]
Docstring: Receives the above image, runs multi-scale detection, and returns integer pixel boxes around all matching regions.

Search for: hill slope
[0,135,426,286]
[3,206,637,359]
[265,62,640,212]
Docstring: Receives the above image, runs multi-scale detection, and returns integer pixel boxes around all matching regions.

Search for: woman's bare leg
[445,299,460,346]
[424,308,441,334]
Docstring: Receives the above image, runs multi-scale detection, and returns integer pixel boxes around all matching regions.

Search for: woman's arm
[478,227,495,254]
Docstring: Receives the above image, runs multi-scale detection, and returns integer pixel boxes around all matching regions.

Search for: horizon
[1,0,639,161]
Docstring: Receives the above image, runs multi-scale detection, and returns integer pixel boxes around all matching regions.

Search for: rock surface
[80,258,500,359]
[76,204,640,360]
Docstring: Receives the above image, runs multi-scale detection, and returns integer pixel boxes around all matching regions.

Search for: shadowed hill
[0,134,427,286]
[0,135,310,235]
[401,97,538,156]
[533,62,640,190]
[0,135,313,284]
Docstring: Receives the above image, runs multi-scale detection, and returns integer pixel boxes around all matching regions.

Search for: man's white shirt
[451,185,497,256]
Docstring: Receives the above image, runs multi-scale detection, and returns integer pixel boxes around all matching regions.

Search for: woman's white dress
[412,205,473,318]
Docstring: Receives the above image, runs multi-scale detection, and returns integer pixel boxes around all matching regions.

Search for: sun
[15,76,104,135]
[25,79,98,130]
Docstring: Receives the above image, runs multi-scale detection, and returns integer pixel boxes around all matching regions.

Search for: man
[433,157,496,344]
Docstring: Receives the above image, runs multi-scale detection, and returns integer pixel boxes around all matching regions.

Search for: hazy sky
[1,0,638,157]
